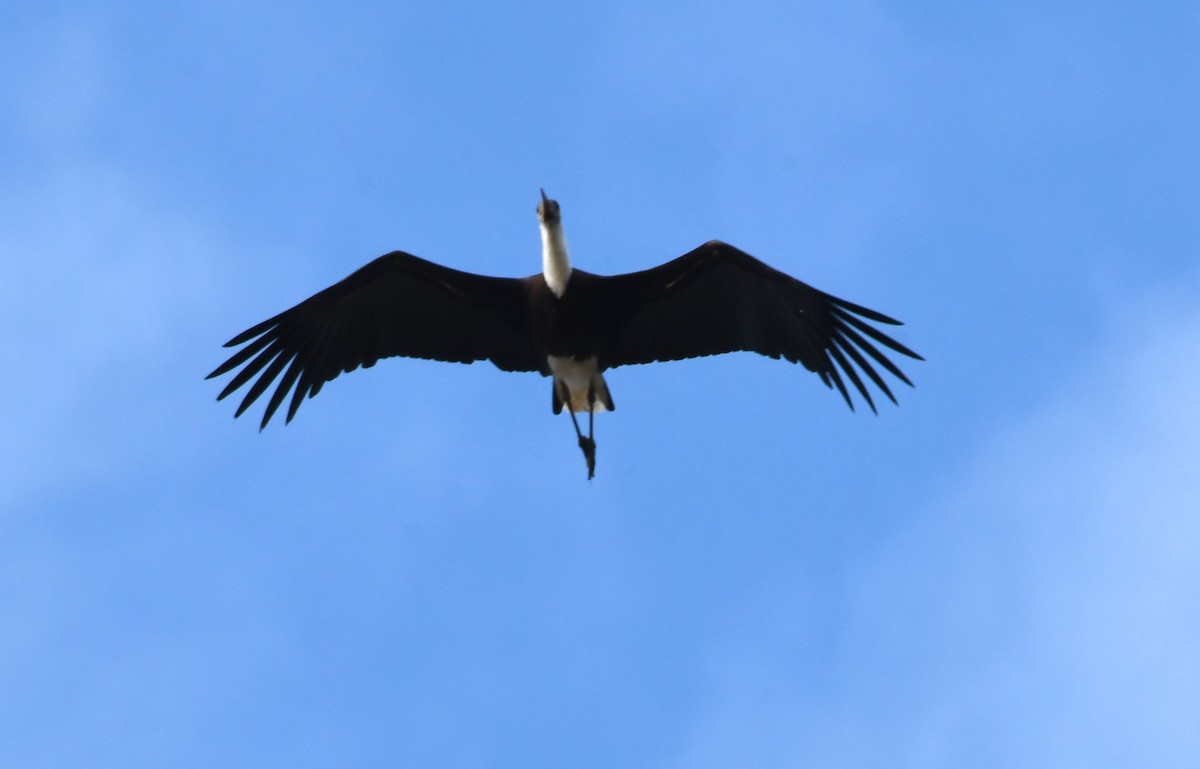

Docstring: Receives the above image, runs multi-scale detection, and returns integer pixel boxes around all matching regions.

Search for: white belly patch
[548,355,612,413]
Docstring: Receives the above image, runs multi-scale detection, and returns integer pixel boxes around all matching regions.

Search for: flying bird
[208,190,922,478]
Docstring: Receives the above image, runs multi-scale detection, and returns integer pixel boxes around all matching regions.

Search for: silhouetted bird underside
[208,191,922,479]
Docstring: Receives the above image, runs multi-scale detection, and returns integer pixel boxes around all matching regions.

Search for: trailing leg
[558,379,596,480]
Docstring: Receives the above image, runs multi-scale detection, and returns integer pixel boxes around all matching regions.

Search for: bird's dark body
[208,194,922,478]
[525,271,611,364]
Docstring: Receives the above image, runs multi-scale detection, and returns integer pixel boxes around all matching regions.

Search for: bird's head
[537,188,561,226]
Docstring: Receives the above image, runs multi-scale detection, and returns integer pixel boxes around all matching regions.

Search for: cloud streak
[671,278,1200,768]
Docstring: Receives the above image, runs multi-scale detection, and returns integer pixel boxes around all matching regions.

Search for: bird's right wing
[593,240,922,412]
[207,251,542,428]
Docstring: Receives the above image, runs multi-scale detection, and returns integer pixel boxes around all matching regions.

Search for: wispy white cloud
[0,162,230,507]
[0,25,235,507]
[669,276,1200,768]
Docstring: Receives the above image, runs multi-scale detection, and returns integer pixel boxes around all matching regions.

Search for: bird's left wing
[207,251,542,428]
[591,240,922,412]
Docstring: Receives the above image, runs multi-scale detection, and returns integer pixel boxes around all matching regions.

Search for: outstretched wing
[207,251,541,428]
[594,240,923,412]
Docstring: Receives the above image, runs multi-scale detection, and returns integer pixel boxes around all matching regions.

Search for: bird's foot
[578,435,596,480]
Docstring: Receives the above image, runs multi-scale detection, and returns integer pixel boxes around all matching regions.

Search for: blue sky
[3,1,1198,767]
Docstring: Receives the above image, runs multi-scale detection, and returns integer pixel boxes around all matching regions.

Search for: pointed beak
[540,188,549,206]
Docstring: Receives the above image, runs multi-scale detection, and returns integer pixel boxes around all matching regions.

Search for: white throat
[540,221,572,298]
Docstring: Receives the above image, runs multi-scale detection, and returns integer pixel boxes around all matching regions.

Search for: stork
[208,190,922,479]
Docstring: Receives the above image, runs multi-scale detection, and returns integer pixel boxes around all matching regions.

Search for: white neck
[540,221,572,298]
